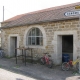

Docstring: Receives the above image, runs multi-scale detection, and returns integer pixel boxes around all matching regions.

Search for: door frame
[52,30,77,65]
[8,34,20,57]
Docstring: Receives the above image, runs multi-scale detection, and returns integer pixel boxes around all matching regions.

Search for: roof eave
[1,17,79,29]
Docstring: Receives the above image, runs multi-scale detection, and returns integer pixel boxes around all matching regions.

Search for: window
[28,28,43,45]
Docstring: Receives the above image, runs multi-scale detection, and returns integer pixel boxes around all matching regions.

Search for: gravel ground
[0,58,79,80]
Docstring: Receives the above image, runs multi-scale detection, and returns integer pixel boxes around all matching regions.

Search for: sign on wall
[75,6,80,9]
[64,11,80,16]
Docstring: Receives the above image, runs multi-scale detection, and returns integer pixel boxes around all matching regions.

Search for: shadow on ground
[0,58,75,80]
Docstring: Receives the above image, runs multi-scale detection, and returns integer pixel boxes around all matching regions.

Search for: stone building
[1,2,80,64]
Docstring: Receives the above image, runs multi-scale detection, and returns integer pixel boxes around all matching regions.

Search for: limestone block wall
[1,19,80,64]
[1,26,28,56]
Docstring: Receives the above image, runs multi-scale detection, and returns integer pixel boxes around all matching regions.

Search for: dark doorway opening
[62,35,73,61]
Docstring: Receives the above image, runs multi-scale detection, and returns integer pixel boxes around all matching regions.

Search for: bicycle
[61,56,80,71]
[40,53,53,68]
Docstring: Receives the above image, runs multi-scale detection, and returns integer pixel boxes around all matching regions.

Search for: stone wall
[1,19,80,64]
[43,19,80,53]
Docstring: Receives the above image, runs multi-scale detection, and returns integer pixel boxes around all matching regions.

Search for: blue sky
[0,0,80,22]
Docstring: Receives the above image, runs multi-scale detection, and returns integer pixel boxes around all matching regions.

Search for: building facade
[1,2,80,64]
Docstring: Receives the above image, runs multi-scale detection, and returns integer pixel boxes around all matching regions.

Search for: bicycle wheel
[61,62,70,71]
[76,62,79,70]
[39,57,45,65]
[47,60,53,68]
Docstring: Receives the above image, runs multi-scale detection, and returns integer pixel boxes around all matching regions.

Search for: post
[15,48,17,64]
[79,16,80,73]
[3,6,4,21]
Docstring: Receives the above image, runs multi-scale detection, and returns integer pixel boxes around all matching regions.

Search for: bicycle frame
[43,53,50,64]
[42,53,52,63]
[62,57,80,71]
[69,60,73,66]
[72,58,80,66]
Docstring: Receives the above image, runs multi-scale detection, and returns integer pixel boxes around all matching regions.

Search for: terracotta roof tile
[2,2,80,28]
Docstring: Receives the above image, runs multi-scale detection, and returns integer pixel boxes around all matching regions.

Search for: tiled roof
[2,2,80,28]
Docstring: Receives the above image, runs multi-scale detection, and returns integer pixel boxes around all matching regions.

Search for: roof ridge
[24,2,80,15]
